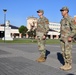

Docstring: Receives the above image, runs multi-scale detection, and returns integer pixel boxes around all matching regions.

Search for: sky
[0,0,76,27]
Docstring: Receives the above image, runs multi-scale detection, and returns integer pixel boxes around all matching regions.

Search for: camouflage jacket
[69,17,76,37]
[60,15,75,41]
[36,16,49,35]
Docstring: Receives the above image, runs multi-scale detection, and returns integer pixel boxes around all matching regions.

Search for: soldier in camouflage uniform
[60,7,75,71]
[36,10,49,62]
[72,15,76,38]
[70,16,76,42]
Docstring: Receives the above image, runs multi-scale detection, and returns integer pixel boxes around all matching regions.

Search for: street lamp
[3,9,7,42]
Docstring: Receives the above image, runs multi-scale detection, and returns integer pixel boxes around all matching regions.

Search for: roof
[0,24,19,29]
[27,16,38,20]
[49,29,58,32]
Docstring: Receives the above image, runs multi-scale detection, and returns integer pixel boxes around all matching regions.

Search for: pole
[4,13,6,42]
[3,9,7,43]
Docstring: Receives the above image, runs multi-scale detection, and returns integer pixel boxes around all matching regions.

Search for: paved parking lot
[0,43,76,75]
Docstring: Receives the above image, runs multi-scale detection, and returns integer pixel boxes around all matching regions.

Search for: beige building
[27,16,38,31]
[26,16,38,38]
[26,16,60,39]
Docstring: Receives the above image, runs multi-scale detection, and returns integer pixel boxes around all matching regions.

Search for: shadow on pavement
[45,50,50,59]
[57,52,64,65]
[66,73,75,75]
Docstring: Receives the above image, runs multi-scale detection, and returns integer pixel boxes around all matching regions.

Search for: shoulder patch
[43,17,49,24]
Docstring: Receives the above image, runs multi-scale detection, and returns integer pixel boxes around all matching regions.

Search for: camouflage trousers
[37,33,46,57]
[60,40,72,64]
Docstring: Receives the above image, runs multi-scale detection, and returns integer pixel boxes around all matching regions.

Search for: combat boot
[60,63,72,71]
[36,55,46,62]
[62,63,72,71]
[60,63,67,70]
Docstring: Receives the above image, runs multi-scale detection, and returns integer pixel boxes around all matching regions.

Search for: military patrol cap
[37,10,44,14]
[60,7,69,12]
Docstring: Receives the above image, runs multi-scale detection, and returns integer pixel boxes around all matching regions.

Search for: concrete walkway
[0,43,76,75]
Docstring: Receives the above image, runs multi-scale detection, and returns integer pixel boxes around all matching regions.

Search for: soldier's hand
[35,36,38,40]
[42,36,46,40]
[68,37,72,42]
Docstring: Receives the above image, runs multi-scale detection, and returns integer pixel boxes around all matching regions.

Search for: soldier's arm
[44,18,49,35]
[60,20,62,33]
[69,19,76,38]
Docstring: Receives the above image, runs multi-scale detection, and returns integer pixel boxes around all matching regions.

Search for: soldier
[72,16,76,42]
[36,10,49,62]
[73,15,76,34]
[60,7,75,71]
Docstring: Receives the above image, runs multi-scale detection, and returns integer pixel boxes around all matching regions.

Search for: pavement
[0,43,76,75]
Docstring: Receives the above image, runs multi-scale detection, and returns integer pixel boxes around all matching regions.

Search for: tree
[27,30,36,38]
[19,25,28,38]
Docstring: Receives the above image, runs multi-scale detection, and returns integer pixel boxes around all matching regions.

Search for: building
[27,16,38,31]
[26,16,60,39]
[26,16,38,38]
[48,22,60,39]
[0,21,21,38]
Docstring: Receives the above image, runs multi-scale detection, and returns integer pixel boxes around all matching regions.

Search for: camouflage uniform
[60,16,73,65]
[60,7,75,70]
[36,10,49,58]
[70,16,76,38]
